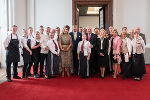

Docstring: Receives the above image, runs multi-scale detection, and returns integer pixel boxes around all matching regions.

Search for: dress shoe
[22,76,25,79]
[99,76,104,79]
[81,76,88,79]
[36,74,40,78]
[7,78,12,82]
[13,76,21,79]
[34,75,37,78]
[134,77,141,81]
[39,74,44,78]
[45,76,50,79]
[28,73,32,76]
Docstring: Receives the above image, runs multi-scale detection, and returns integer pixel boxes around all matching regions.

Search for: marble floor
[0,67,22,84]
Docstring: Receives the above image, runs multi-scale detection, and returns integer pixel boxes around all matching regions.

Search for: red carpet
[0,65,150,100]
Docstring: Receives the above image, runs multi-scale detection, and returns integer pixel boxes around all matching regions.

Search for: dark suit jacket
[96,38,109,56]
[69,32,82,49]
[139,33,146,45]
[86,33,97,49]
[107,31,113,40]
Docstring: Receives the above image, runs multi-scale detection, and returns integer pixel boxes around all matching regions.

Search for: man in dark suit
[86,27,97,77]
[70,25,82,75]
[136,27,146,45]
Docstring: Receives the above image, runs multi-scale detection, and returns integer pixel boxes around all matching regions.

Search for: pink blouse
[111,36,122,55]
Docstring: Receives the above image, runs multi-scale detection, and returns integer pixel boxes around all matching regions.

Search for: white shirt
[40,32,45,39]
[40,34,50,54]
[54,33,59,41]
[21,36,28,48]
[28,34,34,40]
[31,38,40,48]
[131,36,145,54]
[77,40,91,56]
[47,39,60,55]
[4,33,21,48]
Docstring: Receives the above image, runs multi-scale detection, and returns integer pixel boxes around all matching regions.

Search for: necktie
[81,41,84,53]
[53,40,58,52]
[74,32,77,40]
[57,35,59,42]
[88,34,90,41]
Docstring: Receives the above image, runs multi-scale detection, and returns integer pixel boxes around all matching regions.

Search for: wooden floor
[0,67,22,83]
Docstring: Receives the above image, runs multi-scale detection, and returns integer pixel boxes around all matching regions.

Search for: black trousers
[26,59,33,76]
[79,52,89,77]
[32,53,40,75]
[33,61,39,75]
[23,63,30,77]
[89,50,96,77]
[120,54,124,74]
[73,49,79,75]
[109,52,114,73]
[40,53,47,75]
[6,61,18,79]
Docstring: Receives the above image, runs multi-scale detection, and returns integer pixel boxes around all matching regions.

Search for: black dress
[132,38,146,78]
[96,38,109,67]
[132,54,146,78]
[120,53,132,78]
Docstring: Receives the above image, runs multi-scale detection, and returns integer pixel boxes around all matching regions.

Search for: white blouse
[40,34,50,54]
[31,38,40,49]
[121,37,132,55]
[131,36,145,54]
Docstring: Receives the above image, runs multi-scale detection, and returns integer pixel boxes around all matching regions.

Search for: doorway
[78,6,105,30]
[72,0,113,30]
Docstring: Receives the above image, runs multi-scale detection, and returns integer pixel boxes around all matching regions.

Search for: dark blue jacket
[69,32,82,50]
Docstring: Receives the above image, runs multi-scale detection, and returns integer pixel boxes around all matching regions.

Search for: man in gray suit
[136,27,146,45]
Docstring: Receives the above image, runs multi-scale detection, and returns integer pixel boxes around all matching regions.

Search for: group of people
[4,25,146,82]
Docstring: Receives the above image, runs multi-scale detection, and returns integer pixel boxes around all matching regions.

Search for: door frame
[99,7,105,29]
[72,0,113,30]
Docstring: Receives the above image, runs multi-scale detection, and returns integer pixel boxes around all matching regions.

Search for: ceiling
[78,7,102,16]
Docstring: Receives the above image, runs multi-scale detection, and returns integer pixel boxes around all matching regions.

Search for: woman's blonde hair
[100,29,106,34]
[112,29,118,33]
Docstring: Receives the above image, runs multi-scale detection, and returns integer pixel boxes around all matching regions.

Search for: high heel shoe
[67,71,70,77]
[62,72,64,77]
[112,75,117,79]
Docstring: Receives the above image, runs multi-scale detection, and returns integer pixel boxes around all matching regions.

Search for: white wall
[27,0,35,33]
[0,0,27,67]
[0,0,2,66]
[1,0,150,67]
[113,0,150,43]
[13,0,27,35]
[34,0,72,31]
[79,16,99,28]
